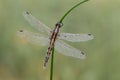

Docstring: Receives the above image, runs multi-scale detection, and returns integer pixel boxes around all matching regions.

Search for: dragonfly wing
[58,33,94,42]
[17,29,49,46]
[55,39,86,59]
[23,11,51,34]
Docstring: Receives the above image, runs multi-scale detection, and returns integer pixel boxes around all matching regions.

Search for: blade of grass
[50,47,54,80]
[50,0,89,80]
[59,0,89,23]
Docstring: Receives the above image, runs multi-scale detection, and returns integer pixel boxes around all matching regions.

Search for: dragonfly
[17,11,94,68]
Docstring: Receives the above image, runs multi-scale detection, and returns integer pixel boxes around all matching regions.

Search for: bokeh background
[0,0,120,80]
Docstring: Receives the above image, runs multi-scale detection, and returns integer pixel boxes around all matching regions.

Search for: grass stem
[49,0,89,80]
[59,0,89,23]
[50,47,54,80]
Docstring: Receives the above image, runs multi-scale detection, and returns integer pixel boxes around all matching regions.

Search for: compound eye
[55,22,63,28]
[59,22,63,27]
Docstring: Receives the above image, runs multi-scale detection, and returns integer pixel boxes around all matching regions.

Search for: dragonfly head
[55,22,63,28]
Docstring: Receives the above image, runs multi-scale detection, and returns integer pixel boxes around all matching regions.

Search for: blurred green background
[0,0,120,80]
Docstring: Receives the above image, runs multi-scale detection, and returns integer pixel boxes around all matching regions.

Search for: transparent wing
[17,29,49,46]
[58,33,94,42]
[23,11,51,34]
[55,39,86,59]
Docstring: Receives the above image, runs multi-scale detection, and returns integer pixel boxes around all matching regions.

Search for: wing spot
[19,30,23,32]
[88,34,91,36]
[81,52,85,55]
[25,11,30,15]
